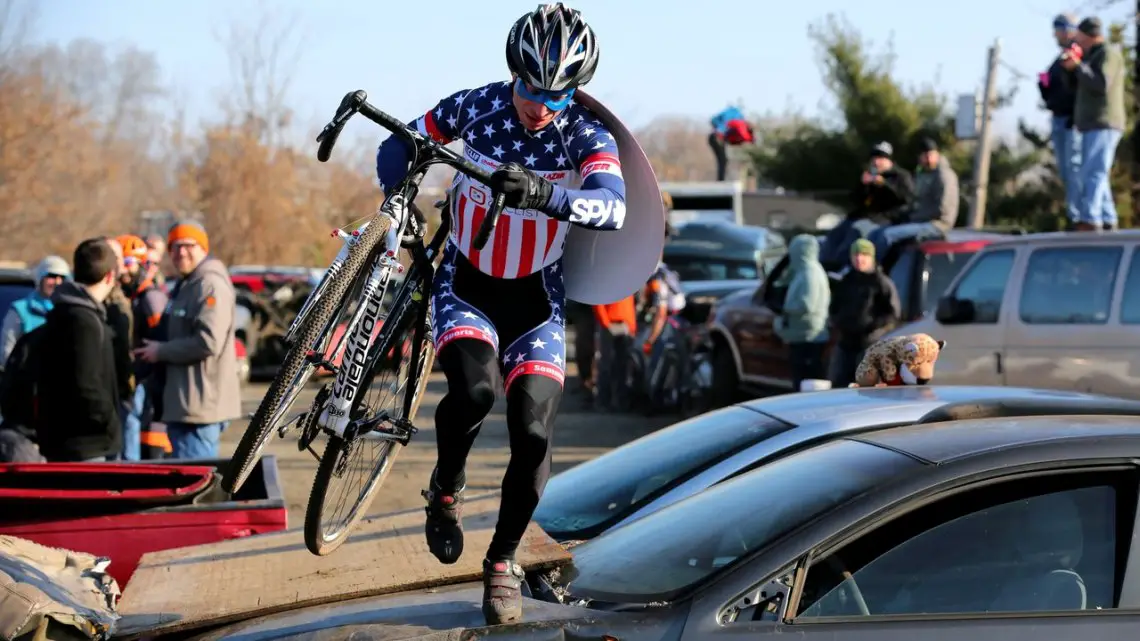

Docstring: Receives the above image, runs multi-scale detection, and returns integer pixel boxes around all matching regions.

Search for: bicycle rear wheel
[221,216,392,494]
[303,303,435,556]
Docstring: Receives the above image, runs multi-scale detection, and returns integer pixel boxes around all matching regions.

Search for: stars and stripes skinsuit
[376,79,626,563]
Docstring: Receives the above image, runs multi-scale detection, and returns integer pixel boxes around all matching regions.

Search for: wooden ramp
[113,493,571,639]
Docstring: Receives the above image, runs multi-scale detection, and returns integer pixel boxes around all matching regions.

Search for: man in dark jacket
[828,239,901,388]
[1039,13,1081,223]
[37,238,122,462]
[821,142,914,268]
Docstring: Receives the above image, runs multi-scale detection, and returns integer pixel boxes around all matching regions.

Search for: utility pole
[1132,0,1140,227]
[969,38,1001,229]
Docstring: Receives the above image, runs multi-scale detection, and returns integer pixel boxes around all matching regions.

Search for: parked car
[898,230,1140,399]
[705,230,1007,401]
[533,385,1134,541]
[0,268,34,326]
[191,410,1140,641]
[665,220,787,325]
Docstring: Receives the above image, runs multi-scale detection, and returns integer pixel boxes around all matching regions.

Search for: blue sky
[26,0,1138,146]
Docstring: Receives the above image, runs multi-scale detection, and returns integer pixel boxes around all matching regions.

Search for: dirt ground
[224,361,677,528]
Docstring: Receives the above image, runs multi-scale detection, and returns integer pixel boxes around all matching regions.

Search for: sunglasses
[514,78,575,111]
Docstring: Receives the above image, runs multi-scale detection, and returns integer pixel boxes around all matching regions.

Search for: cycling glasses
[514,78,575,111]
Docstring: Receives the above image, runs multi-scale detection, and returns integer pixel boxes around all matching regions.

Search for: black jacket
[1039,55,1077,119]
[830,268,902,350]
[36,282,121,461]
[851,166,915,220]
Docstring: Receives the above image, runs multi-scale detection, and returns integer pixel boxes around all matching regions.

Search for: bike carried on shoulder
[220,89,509,556]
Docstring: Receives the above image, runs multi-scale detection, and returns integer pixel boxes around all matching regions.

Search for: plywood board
[113,493,570,639]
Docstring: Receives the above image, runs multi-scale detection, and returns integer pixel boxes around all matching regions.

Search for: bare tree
[0,0,37,68]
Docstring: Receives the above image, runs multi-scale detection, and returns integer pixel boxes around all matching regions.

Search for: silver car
[533,385,1136,540]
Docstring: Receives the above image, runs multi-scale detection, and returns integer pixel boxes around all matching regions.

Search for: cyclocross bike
[220,89,508,556]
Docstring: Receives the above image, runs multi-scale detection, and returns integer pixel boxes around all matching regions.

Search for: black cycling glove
[489,162,553,211]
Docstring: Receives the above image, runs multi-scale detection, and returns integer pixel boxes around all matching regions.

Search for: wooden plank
[113,493,570,639]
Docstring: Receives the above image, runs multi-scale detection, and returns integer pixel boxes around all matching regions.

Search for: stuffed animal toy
[850,333,946,388]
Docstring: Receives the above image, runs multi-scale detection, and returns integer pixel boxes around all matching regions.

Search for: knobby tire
[221,215,393,494]
[303,300,435,556]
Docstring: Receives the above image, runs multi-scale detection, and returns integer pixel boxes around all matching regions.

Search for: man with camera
[1039,13,1082,224]
[820,142,914,269]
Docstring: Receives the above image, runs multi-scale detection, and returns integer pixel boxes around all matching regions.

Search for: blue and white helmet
[505,3,599,92]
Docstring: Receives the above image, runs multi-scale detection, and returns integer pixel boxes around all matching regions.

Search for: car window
[922,250,977,314]
[1115,248,1140,324]
[533,407,792,537]
[565,440,920,603]
[951,249,1015,323]
[664,256,759,281]
[1019,247,1122,325]
[797,479,1121,618]
[0,283,34,321]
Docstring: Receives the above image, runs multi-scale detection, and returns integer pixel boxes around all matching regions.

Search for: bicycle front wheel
[221,215,392,494]
[303,311,435,556]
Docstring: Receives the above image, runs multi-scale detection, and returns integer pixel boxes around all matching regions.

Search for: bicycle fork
[317,215,407,438]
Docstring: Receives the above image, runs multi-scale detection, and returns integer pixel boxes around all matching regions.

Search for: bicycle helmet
[506,3,599,92]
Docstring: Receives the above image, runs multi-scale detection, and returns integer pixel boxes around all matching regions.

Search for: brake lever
[472,191,508,251]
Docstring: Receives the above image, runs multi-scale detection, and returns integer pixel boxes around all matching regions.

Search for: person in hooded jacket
[828,239,901,387]
[774,234,831,391]
[37,238,122,462]
[1,255,70,363]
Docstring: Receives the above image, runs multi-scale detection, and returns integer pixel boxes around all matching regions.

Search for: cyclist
[375,2,623,625]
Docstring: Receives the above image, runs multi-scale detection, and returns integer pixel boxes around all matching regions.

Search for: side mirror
[935,295,975,324]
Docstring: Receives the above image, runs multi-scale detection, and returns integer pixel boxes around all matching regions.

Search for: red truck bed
[0,456,287,588]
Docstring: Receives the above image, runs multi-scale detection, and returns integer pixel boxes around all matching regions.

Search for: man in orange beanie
[132,220,241,459]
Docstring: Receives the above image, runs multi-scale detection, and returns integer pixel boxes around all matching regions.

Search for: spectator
[1039,13,1082,225]
[566,301,597,398]
[1064,16,1126,231]
[868,137,959,259]
[36,238,121,462]
[103,237,136,443]
[592,294,637,411]
[775,234,830,391]
[828,239,901,388]
[118,234,170,461]
[133,221,241,459]
[145,234,168,287]
[709,105,754,181]
[821,142,915,268]
[1,255,70,363]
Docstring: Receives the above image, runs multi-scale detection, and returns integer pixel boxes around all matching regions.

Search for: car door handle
[994,351,1003,375]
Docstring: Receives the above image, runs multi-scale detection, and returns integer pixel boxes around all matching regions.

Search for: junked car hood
[185,582,683,641]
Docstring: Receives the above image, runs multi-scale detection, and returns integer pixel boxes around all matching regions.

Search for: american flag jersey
[376,80,628,280]
[430,241,567,391]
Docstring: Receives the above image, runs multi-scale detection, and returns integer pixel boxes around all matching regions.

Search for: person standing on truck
[1,255,70,364]
[1039,13,1082,224]
[828,239,901,388]
[709,105,754,181]
[775,234,831,391]
[1063,17,1126,231]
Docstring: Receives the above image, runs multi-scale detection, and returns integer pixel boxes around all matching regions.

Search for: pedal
[345,412,418,446]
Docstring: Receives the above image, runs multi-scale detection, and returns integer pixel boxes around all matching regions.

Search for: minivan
[897,231,1140,398]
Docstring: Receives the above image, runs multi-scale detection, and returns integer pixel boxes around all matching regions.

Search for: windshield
[566,439,919,603]
[664,255,759,282]
[923,251,977,314]
[533,407,791,538]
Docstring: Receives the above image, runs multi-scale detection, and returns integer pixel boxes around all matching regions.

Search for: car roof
[853,414,1140,464]
[981,229,1140,249]
[739,386,1110,428]
[0,268,33,284]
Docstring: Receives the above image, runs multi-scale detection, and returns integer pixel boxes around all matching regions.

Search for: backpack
[723,119,754,145]
[0,324,47,428]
